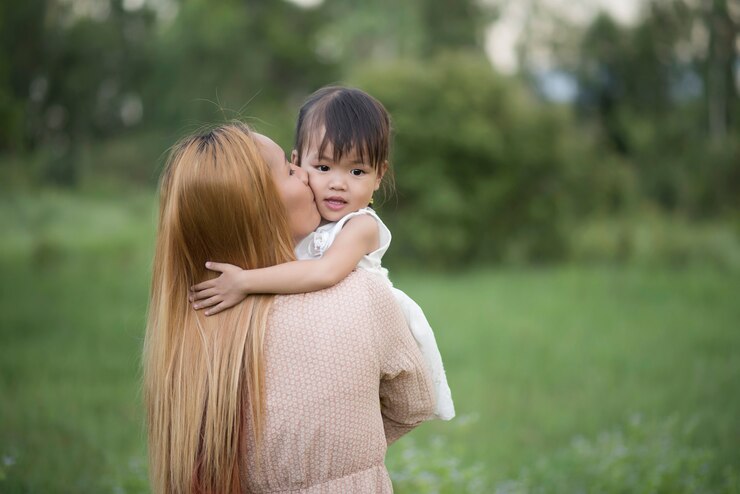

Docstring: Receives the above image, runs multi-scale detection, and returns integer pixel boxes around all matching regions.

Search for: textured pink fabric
[239,270,435,493]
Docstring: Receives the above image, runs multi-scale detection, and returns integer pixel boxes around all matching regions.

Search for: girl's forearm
[240,259,345,294]
[243,216,376,295]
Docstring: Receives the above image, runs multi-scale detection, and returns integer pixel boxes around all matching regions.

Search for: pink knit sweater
[238,270,435,493]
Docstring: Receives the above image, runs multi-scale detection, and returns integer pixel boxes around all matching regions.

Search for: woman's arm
[379,344,436,444]
[190,214,379,315]
[370,276,436,444]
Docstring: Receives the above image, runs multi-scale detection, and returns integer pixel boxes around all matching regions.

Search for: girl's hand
[189,262,248,316]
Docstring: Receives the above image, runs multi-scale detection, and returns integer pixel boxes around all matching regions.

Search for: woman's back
[239,270,434,493]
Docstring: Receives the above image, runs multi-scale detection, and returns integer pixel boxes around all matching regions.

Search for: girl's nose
[329,174,346,190]
[292,164,309,185]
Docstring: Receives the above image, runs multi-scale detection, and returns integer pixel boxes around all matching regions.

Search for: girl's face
[254,133,320,242]
[295,135,386,224]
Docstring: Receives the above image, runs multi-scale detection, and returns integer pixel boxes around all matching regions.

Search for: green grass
[1,189,739,493]
[389,267,740,491]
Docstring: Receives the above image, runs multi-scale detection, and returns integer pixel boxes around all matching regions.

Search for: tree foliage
[565,0,740,216]
[0,0,737,264]
[354,54,595,266]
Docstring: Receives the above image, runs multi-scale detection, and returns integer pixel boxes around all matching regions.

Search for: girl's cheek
[306,179,320,199]
[306,182,321,208]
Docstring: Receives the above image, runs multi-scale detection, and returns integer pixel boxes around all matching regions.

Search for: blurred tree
[576,13,634,155]
[0,0,337,184]
[539,0,739,216]
[702,0,738,139]
[0,0,158,184]
[44,1,156,184]
[0,0,49,152]
[417,0,493,55]
[312,0,494,68]
[147,0,336,130]
[1,0,736,226]
[352,53,596,266]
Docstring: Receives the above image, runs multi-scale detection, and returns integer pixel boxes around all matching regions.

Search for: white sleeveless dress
[295,207,455,420]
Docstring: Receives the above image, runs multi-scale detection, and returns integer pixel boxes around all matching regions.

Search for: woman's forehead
[253,133,286,168]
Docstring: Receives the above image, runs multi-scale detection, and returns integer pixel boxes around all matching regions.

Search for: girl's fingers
[193,295,221,310]
[205,302,228,316]
[191,288,217,302]
[190,280,215,292]
[205,261,229,273]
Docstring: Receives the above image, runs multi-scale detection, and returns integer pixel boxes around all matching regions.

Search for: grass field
[1,190,739,493]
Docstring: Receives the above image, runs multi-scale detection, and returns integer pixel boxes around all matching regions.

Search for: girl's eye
[289,168,295,176]
[350,169,366,177]
[317,165,330,172]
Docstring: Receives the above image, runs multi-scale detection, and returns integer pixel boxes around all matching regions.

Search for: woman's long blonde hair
[143,123,296,494]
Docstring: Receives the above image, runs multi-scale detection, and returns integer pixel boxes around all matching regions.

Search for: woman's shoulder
[321,269,392,298]
[270,271,400,349]
[276,270,394,312]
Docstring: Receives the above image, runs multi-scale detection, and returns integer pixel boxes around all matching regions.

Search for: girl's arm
[190,214,379,315]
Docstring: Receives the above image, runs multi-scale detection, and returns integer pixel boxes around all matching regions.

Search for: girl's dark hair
[294,86,391,172]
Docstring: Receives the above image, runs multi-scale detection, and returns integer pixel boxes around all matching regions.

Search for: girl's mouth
[324,197,347,211]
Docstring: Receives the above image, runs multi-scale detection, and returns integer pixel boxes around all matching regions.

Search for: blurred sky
[484,0,646,73]
[289,0,646,74]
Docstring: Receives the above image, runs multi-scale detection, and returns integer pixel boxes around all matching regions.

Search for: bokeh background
[1,0,739,492]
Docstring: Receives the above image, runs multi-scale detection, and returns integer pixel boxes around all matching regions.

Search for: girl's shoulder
[338,208,390,246]
[336,207,382,228]
[295,208,391,260]
[340,208,392,265]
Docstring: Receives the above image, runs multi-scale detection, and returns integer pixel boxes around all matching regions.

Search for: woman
[143,122,435,493]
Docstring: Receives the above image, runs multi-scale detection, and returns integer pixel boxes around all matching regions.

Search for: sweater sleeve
[365,275,435,445]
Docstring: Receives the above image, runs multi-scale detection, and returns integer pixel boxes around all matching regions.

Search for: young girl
[190,86,455,420]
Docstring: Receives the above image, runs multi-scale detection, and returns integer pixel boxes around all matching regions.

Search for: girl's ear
[374,160,389,191]
[290,150,299,166]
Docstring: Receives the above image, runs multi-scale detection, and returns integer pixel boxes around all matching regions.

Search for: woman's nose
[293,164,309,185]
